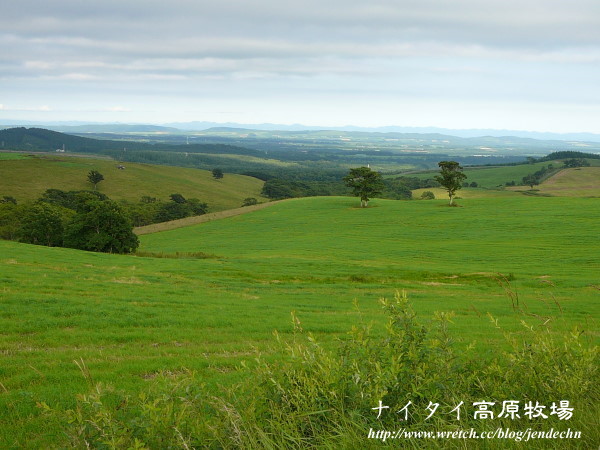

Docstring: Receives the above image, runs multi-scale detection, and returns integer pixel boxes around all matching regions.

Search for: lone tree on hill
[343,166,384,208]
[87,170,104,191]
[434,161,467,206]
[212,168,224,179]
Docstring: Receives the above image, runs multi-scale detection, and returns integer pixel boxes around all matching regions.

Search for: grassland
[515,167,600,197]
[405,160,562,188]
[0,153,267,211]
[134,200,282,235]
[1,195,598,447]
[412,186,521,200]
[0,153,29,161]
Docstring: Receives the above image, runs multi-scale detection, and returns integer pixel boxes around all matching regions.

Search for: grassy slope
[0,153,267,211]
[412,186,520,200]
[407,159,600,189]
[406,160,560,187]
[1,196,599,446]
[527,167,600,197]
[134,200,283,235]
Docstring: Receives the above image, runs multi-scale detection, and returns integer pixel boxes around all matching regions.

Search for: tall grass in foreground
[44,291,598,449]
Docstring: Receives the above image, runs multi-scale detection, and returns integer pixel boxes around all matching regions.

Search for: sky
[1,0,599,133]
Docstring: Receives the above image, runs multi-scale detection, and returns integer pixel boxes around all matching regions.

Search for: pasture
[0,153,267,211]
[517,167,600,197]
[406,160,562,188]
[0,195,598,447]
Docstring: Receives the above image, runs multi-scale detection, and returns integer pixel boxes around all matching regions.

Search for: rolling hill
[0,153,268,210]
[0,127,263,157]
[1,195,598,446]
[523,167,600,197]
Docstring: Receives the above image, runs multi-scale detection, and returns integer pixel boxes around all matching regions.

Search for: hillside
[521,167,600,197]
[1,195,598,446]
[406,157,599,195]
[0,153,267,211]
[0,127,262,157]
[0,127,150,152]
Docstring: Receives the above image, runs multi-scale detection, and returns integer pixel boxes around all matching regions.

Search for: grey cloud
[2,0,599,132]
[4,0,600,72]
[4,1,600,47]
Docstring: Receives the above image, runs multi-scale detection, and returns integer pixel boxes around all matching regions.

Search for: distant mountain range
[1,120,600,142]
[166,121,600,142]
[0,127,151,152]
[0,127,262,156]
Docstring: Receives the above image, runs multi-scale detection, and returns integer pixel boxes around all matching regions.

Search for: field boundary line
[134,200,286,235]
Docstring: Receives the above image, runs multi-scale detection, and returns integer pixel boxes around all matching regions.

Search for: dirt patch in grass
[134,200,285,235]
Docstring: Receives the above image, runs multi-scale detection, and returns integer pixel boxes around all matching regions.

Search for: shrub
[53,292,599,448]
[242,197,258,207]
[420,191,435,200]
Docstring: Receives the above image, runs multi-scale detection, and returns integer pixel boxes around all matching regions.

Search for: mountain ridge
[2,120,600,142]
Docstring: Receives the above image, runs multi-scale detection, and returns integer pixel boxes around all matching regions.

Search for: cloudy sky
[1,0,599,132]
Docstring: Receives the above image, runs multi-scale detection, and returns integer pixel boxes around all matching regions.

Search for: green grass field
[0,153,267,211]
[0,153,29,161]
[407,160,561,188]
[1,195,598,446]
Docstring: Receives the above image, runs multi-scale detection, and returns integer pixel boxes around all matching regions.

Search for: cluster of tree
[119,193,208,227]
[243,169,349,183]
[381,179,413,200]
[260,176,416,201]
[0,191,138,253]
[562,158,591,168]
[0,190,211,250]
[537,151,600,162]
[261,179,328,199]
[341,161,466,207]
[387,176,440,190]
[521,164,557,188]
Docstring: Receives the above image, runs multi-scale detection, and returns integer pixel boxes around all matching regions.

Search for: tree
[19,202,69,247]
[63,199,138,253]
[87,170,104,191]
[0,201,22,240]
[212,168,224,179]
[343,167,384,208]
[434,161,467,206]
[420,191,435,200]
[522,174,539,189]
